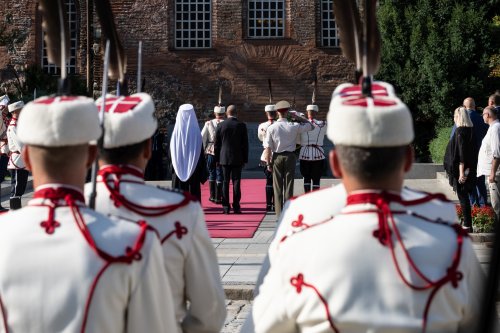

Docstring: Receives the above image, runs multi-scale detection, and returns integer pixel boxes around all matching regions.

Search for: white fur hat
[327,82,414,147]
[96,93,157,149]
[306,104,318,112]
[214,106,226,114]
[18,96,101,147]
[8,101,24,113]
[265,104,275,112]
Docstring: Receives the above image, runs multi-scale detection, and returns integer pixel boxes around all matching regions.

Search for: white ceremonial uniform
[0,184,176,333]
[258,120,274,162]
[245,189,484,333]
[0,114,9,156]
[298,119,327,161]
[85,165,226,333]
[201,118,224,155]
[6,118,24,169]
[264,119,313,153]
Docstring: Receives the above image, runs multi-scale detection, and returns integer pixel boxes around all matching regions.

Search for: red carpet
[202,179,267,238]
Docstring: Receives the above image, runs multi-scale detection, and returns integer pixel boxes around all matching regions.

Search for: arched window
[41,0,78,75]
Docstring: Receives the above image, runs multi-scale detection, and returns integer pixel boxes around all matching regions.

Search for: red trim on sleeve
[161,221,188,243]
[98,165,196,216]
[80,261,112,333]
[290,273,339,333]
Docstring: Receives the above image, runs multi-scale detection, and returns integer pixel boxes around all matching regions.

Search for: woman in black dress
[444,106,478,231]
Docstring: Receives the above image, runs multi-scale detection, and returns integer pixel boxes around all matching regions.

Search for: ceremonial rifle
[88,41,110,209]
[267,79,273,104]
[89,0,128,209]
[218,84,222,107]
[137,41,143,93]
[311,74,317,105]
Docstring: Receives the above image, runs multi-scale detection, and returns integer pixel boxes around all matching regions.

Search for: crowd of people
[444,94,500,232]
[0,79,489,331]
[165,100,328,217]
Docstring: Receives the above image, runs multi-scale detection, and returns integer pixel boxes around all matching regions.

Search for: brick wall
[0,0,355,124]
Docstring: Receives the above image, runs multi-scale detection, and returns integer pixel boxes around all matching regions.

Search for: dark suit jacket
[214,117,248,166]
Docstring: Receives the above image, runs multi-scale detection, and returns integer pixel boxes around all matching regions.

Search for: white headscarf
[170,104,202,182]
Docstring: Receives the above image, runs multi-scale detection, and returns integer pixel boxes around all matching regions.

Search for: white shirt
[298,119,327,161]
[245,186,483,333]
[264,118,313,153]
[477,120,500,177]
[6,117,24,169]
[85,165,227,333]
[201,118,224,155]
[0,184,176,332]
[258,120,275,162]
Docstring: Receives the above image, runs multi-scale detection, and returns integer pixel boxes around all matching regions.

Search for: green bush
[428,126,452,163]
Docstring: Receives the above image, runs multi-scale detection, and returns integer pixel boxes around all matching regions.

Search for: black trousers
[300,159,325,190]
[222,165,243,210]
[0,154,8,183]
[10,169,28,198]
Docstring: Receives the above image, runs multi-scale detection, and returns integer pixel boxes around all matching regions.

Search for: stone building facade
[0,0,355,124]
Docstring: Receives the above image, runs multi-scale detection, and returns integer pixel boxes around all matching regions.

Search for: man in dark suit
[215,105,248,214]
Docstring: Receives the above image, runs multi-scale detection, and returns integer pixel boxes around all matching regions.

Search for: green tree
[376,0,492,161]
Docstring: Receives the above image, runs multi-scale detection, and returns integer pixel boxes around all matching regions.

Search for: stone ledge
[224,285,254,300]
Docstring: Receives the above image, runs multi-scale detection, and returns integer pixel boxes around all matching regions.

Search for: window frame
[319,0,340,48]
[174,0,212,50]
[41,0,78,75]
[246,0,286,39]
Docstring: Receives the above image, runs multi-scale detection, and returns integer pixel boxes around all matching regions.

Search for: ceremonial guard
[0,95,176,332]
[298,104,327,193]
[0,95,10,211]
[258,104,276,211]
[6,101,28,210]
[244,81,484,332]
[201,105,225,203]
[86,93,226,333]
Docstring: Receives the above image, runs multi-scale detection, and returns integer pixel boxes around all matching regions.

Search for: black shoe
[233,209,242,214]
[0,206,8,212]
[209,197,216,202]
[266,205,273,212]
[223,207,230,214]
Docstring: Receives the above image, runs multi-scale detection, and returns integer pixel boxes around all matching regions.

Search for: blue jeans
[469,175,488,206]
[206,154,223,182]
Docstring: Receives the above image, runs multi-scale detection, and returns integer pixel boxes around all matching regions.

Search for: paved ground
[4,175,496,332]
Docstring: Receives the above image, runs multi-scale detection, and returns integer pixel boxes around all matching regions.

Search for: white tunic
[0,184,176,333]
[246,186,484,333]
[6,118,24,169]
[201,118,224,155]
[0,114,9,156]
[85,165,226,333]
[298,119,327,161]
[257,120,274,162]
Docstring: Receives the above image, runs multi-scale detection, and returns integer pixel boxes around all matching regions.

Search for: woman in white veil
[169,104,207,200]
